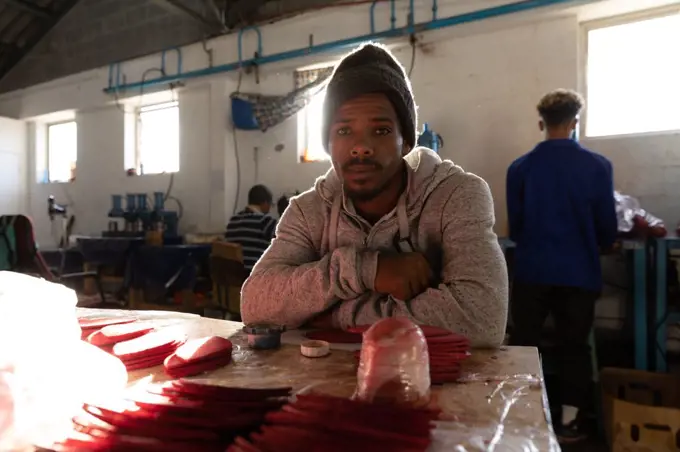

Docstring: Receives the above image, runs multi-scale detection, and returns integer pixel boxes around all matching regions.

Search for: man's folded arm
[240,199,379,329]
[384,175,509,347]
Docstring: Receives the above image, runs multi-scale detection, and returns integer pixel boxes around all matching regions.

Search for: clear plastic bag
[614,191,667,238]
[354,317,431,407]
[0,271,128,451]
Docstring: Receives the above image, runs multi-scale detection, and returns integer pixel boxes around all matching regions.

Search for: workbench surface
[73,308,558,451]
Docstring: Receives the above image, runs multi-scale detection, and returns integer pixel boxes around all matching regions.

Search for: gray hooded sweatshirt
[240,147,508,347]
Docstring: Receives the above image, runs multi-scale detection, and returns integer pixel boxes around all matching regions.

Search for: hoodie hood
[313,147,462,215]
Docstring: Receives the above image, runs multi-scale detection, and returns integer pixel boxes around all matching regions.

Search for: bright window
[585,12,680,138]
[136,101,180,174]
[298,89,329,162]
[47,121,77,183]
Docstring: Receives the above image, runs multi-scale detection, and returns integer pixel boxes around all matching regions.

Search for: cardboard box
[601,367,680,451]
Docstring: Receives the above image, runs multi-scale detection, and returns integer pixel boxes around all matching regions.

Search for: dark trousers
[509,282,598,413]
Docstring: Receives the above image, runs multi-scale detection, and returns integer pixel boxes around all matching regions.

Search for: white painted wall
[0,0,678,247]
[0,117,27,216]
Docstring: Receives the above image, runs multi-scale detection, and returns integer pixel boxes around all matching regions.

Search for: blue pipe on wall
[238,26,264,64]
[370,0,397,34]
[160,47,183,76]
[104,0,601,94]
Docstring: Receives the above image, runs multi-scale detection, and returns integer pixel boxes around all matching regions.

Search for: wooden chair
[209,241,247,321]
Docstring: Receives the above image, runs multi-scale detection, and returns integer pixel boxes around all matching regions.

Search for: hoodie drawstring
[329,195,342,251]
[396,194,409,243]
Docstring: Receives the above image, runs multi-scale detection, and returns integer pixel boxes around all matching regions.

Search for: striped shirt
[225,207,277,272]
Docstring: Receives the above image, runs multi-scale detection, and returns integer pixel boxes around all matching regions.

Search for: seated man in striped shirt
[225,185,277,273]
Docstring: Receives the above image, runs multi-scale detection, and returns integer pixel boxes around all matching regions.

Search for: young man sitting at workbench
[506,89,618,443]
[225,184,277,274]
[240,43,508,347]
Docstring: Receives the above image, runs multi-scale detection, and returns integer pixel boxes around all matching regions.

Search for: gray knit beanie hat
[321,43,417,151]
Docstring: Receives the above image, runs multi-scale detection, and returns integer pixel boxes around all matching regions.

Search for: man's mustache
[343,158,382,171]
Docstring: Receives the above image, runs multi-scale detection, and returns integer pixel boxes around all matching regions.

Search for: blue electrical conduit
[370,0,396,34]
[238,26,263,64]
[104,0,602,94]
[160,47,183,77]
[108,47,183,95]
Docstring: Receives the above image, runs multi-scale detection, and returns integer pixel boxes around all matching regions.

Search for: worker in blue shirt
[506,89,617,444]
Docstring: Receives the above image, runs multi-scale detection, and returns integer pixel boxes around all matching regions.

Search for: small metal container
[242,323,286,350]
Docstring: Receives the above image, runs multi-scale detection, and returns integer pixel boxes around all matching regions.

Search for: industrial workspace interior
[0,0,679,450]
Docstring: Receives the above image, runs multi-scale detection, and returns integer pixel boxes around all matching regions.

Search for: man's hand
[374,252,432,301]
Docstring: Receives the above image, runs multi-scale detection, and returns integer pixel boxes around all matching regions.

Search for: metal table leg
[633,246,648,370]
[655,238,668,372]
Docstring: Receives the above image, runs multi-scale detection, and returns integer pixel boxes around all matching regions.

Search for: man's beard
[341,158,386,202]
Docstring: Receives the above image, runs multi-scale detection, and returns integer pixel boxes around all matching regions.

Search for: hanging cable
[231,69,244,215]
[407,34,417,78]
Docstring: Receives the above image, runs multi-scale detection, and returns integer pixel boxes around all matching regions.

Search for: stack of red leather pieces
[228,393,440,452]
[349,325,471,384]
[86,321,156,348]
[80,317,236,377]
[79,317,138,340]
[112,331,187,371]
[79,317,185,371]
[54,380,292,452]
[419,330,470,384]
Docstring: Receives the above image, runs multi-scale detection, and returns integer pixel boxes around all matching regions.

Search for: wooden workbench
[74,308,559,451]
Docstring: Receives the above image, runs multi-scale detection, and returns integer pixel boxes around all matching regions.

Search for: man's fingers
[416,267,429,292]
[408,268,427,297]
[414,254,432,287]
[404,279,416,301]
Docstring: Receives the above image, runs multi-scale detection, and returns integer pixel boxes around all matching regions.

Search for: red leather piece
[82,404,220,442]
[235,393,439,452]
[87,322,155,346]
[172,336,233,363]
[58,430,213,452]
[350,331,471,385]
[79,317,137,329]
[171,380,291,400]
[112,332,185,359]
[349,324,452,338]
[164,354,233,379]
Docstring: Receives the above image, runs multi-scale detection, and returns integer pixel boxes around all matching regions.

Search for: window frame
[134,100,180,175]
[297,88,331,163]
[295,64,335,164]
[46,120,78,184]
[580,5,680,139]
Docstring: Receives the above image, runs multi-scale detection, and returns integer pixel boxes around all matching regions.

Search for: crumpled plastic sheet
[429,373,559,452]
[281,373,558,452]
[79,309,559,452]
[615,190,665,232]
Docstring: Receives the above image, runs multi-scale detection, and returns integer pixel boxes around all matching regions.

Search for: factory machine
[417,123,442,153]
[105,192,179,238]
